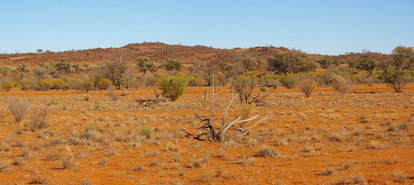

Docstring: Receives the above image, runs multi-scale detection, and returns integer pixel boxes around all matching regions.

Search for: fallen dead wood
[188,113,271,142]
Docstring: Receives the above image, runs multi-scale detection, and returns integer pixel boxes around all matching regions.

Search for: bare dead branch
[219,115,259,137]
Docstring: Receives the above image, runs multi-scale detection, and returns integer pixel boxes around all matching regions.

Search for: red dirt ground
[0,84,413,185]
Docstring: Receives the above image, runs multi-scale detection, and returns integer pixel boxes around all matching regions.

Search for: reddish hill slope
[0,42,391,66]
[0,42,318,65]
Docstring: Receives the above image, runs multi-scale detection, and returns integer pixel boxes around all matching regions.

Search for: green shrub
[52,79,69,90]
[139,127,153,139]
[39,78,69,90]
[279,73,298,89]
[39,79,54,90]
[1,81,13,91]
[331,75,349,94]
[157,75,188,101]
[81,79,94,92]
[165,59,182,71]
[97,78,113,90]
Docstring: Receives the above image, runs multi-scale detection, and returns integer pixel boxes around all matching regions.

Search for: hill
[0,42,325,65]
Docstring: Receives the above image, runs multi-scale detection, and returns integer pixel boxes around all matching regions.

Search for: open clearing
[0,84,413,185]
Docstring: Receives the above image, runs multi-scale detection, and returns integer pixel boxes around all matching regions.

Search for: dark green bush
[157,75,188,101]
[165,60,182,71]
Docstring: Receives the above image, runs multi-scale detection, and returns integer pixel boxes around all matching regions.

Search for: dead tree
[136,90,166,107]
[232,75,267,106]
[188,94,271,142]
[192,113,263,141]
[187,74,271,142]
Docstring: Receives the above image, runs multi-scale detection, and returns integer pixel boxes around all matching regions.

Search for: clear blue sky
[1,0,413,55]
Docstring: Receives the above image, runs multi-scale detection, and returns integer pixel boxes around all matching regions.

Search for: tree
[317,57,339,69]
[350,57,376,75]
[101,58,128,90]
[380,66,410,93]
[165,59,182,71]
[240,57,263,71]
[54,62,72,73]
[377,46,414,93]
[393,46,414,58]
[192,60,232,86]
[268,50,316,74]
[232,75,263,104]
[137,57,157,75]
[391,46,414,70]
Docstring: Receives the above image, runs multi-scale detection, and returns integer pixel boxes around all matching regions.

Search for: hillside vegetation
[0,43,412,96]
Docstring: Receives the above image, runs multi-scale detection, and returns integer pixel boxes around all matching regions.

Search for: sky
[0,0,413,55]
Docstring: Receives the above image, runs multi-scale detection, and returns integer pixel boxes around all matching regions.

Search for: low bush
[232,75,262,104]
[61,155,76,169]
[157,75,188,101]
[350,71,377,85]
[39,79,54,90]
[256,147,280,158]
[165,59,182,71]
[261,73,278,89]
[141,75,158,87]
[314,71,334,86]
[139,127,153,139]
[299,78,318,97]
[279,73,298,89]
[1,81,13,91]
[8,98,29,123]
[67,78,83,90]
[18,79,33,90]
[39,78,69,90]
[26,106,48,131]
[187,74,207,87]
[97,78,112,90]
[331,75,349,94]
[81,79,94,92]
